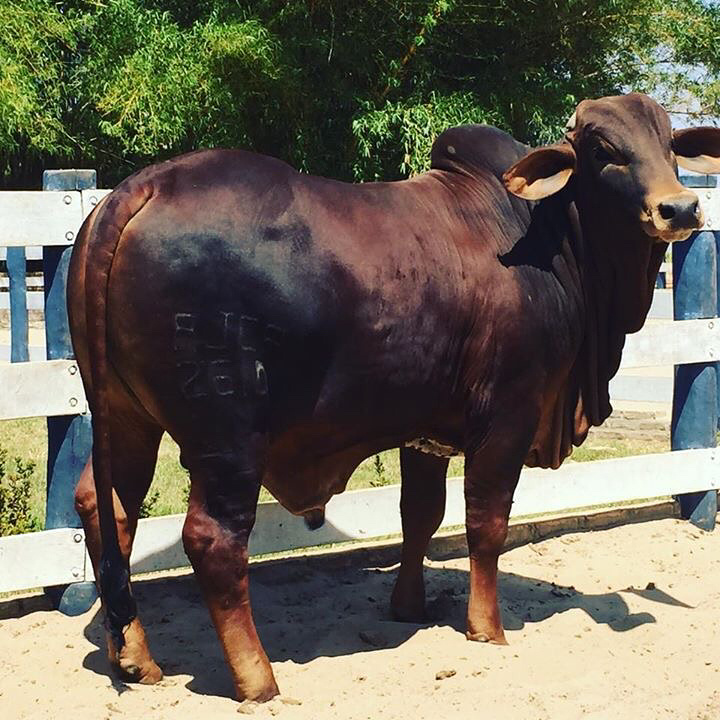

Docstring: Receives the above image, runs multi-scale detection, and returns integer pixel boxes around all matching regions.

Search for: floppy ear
[503,144,577,200]
[673,127,720,174]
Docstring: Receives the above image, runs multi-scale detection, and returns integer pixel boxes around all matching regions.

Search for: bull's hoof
[465,629,508,645]
[107,618,163,685]
[303,508,325,530]
[237,679,280,705]
[390,602,427,624]
[390,590,427,623]
[116,657,164,684]
[390,576,427,623]
[237,695,301,714]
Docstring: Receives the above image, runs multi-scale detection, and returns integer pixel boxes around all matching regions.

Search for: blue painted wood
[42,169,97,613]
[6,247,29,362]
[672,230,718,530]
[679,175,717,188]
[45,414,93,528]
[43,246,74,361]
[42,169,97,193]
[57,581,99,616]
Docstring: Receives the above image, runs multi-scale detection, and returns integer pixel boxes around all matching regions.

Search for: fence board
[80,189,112,219]
[648,288,673,319]
[0,360,88,420]
[0,316,709,426]
[621,318,720,368]
[0,528,86,593]
[46,447,715,586]
[6,247,29,362]
[0,192,84,247]
[698,186,720,231]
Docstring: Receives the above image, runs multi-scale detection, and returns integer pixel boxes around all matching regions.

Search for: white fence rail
[0,189,110,247]
[2,447,717,593]
[0,360,87,420]
[1,185,720,596]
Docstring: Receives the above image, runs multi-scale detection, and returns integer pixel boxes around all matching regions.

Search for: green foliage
[181,473,190,506]
[370,454,388,487]
[1,0,720,188]
[353,91,502,179]
[83,4,283,156]
[138,488,160,519]
[0,446,39,535]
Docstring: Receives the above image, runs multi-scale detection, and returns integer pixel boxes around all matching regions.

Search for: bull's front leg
[182,448,279,702]
[463,449,523,645]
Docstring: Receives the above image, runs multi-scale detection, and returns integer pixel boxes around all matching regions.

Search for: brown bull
[68,93,720,702]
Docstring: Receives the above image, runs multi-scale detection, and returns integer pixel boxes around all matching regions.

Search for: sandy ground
[2,517,720,720]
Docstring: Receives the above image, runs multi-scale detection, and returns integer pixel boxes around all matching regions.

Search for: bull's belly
[262,434,462,516]
[262,442,370,515]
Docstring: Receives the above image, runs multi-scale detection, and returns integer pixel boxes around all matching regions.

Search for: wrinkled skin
[68,93,720,702]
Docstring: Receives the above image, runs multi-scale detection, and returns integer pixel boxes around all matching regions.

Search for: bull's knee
[182,504,251,601]
[74,473,97,522]
[182,506,219,568]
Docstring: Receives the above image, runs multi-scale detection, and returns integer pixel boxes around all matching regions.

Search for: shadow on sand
[74,550,692,700]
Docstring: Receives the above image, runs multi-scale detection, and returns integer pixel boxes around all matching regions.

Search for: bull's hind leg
[75,404,163,683]
[181,436,279,702]
[391,448,448,622]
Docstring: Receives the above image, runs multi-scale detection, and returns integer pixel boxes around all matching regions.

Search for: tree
[1,0,719,189]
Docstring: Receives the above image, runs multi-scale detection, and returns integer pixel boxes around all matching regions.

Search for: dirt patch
[587,409,669,445]
[2,517,719,719]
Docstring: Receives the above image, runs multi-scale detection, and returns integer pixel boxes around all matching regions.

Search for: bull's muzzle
[645,190,704,242]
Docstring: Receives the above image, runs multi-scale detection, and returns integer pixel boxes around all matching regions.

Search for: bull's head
[503,93,720,243]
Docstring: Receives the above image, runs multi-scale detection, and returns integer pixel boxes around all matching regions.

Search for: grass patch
[570,436,669,463]
[0,417,670,529]
[0,418,50,526]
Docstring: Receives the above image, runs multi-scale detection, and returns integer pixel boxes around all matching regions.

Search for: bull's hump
[431,125,528,181]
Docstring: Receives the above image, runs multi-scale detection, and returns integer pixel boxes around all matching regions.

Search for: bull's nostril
[659,203,675,220]
[653,193,702,234]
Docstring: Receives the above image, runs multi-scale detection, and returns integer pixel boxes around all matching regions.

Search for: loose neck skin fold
[516,181,666,468]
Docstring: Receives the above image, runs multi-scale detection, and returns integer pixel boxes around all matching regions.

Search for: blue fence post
[43,169,97,614]
[6,247,29,362]
[681,176,720,433]
[672,210,718,531]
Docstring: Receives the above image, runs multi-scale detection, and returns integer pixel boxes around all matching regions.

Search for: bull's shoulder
[430,125,529,181]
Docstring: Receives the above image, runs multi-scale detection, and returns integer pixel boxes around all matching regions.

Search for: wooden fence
[1,171,719,609]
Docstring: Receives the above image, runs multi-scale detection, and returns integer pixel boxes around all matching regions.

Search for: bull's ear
[673,127,720,174]
[503,144,576,200]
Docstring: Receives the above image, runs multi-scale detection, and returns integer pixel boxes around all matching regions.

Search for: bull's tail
[81,181,154,650]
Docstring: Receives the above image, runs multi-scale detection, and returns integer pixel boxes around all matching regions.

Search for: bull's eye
[593,144,615,164]
[591,138,626,166]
